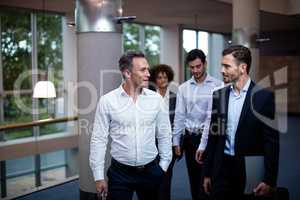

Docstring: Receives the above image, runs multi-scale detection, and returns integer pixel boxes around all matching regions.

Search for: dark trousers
[107,158,164,200]
[158,147,176,200]
[183,133,207,200]
[211,154,246,200]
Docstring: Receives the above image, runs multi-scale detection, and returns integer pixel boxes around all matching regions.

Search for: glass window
[6,156,35,197]
[40,150,66,186]
[182,29,229,81]
[36,13,66,135]
[207,33,229,80]
[183,29,197,53]
[40,148,78,186]
[144,25,160,66]
[197,31,209,56]
[4,148,79,197]
[1,9,32,91]
[123,23,140,52]
[183,29,197,80]
[1,9,33,140]
[0,8,77,199]
[123,23,161,66]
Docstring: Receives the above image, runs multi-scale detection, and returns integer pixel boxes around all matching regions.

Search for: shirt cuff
[159,160,170,172]
[172,135,181,146]
[197,141,207,151]
[92,169,104,181]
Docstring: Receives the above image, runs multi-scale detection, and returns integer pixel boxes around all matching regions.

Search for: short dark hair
[149,64,174,83]
[119,50,145,72]
[185,49,206,65]
[222,45,252,74]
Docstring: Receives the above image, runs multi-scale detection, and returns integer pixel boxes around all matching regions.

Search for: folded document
[244,156,264,194]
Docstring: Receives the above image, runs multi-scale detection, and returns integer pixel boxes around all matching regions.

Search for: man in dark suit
[203,45,279,200]
[149,64,177,200]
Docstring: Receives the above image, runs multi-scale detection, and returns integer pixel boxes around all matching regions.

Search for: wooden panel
[260,56,300,114]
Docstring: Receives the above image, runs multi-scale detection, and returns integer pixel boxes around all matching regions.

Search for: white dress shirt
[90,85,172,181]
[172,75,223,151]
[157,87,170,112]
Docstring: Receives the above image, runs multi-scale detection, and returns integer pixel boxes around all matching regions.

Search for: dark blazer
[169,91,176,127]
[149,87,176,126]
[204,81,279,187]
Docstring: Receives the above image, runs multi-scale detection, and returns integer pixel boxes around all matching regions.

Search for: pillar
[76,0,122,199]
[160,25,181,88]
[232,0,260,80]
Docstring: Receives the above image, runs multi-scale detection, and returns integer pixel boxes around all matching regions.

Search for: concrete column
[62,17,77,118]
[62,17,79,179]
[160,25,181,85]
[76,0,122,199]
[232,0,260,80]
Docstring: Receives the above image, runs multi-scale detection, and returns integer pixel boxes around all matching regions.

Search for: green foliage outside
[1,12,162,141]
[123,23,160,67]
[1,9,31,91]
[123,23,140,51]
[145,25,160,67]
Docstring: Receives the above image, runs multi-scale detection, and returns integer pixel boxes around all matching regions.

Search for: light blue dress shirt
[224,78,251,156]
[172,75,223,147]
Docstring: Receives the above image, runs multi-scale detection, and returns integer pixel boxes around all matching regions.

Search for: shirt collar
[118,84,148,97]
[157,87,170,99]
[190,76,197,84]
[230,78,251,94]
[242,78,251,92]
[190,74,213,85]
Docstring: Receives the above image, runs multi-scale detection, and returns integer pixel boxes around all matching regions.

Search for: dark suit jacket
[204,81,279,187]
[148,87,176,126]
[169,91,176,127]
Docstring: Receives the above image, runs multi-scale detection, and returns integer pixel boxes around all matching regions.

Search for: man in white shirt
[89,51,172,200]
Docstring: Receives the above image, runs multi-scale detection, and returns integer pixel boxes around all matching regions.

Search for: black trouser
[212,154,246,200]
[183,132,207,200]
[107,158,164,200]
[158,147,176,200]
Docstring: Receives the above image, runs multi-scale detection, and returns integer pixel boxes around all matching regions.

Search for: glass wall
[4,148,78,197]
[182,29,230,81]
[1,9,33,141]
[0,8,78,199]
[123,23,161,66]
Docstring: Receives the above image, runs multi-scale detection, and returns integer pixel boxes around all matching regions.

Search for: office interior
[0,0,299,199]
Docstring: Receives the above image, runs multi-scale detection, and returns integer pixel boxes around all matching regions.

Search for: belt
[111,158,157,171]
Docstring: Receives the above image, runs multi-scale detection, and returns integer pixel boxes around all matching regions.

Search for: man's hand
[195,150,204,164]
[253,182,273,196]
[95,180,108,199]
[174,145,181,157]
[203,177,212,195]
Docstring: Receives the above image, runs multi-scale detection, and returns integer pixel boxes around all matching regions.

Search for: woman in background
[149,64,177,200]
